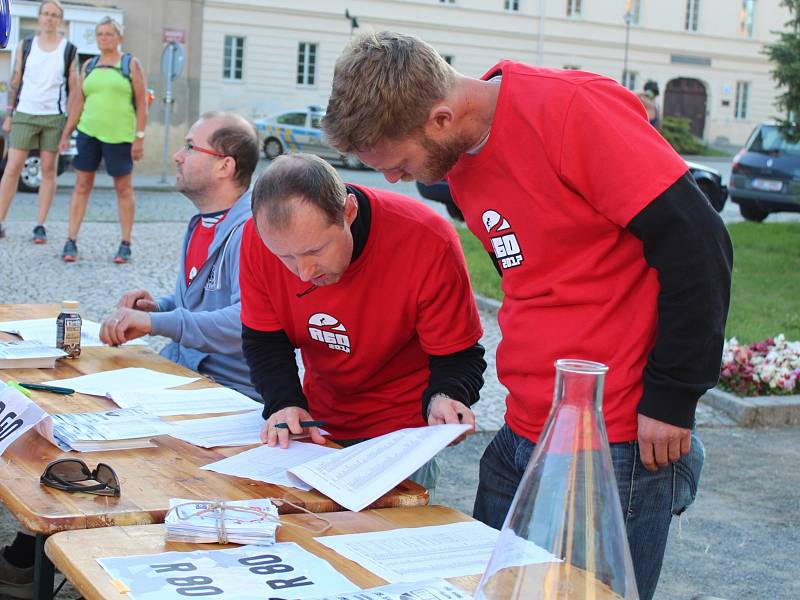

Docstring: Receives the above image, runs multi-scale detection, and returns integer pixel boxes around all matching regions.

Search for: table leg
[32,534,54,600]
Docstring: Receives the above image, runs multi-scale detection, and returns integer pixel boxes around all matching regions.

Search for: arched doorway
[663,78,708,138]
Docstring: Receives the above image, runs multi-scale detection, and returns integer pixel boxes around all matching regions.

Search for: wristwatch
[135,131,146,139]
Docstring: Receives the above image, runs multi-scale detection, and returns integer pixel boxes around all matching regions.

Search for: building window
[505,0,520,10]
[685,0,700,31]
[563,63,581,70]
[441,54,454,65]
[440,0,455,4]
[622,70,638,91]
[567,0,581,17]
[628,0,641,25]
[734,81,749,119]
[297,42,317,86]
[739,0,755,36]
[223,35,244,80]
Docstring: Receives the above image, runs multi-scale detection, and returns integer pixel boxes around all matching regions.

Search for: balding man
[99,112,260,399]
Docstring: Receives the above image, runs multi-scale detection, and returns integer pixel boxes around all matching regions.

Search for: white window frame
[567,0,582,18]
[222,35,245,81]
[441,54,454,65]
[734,81,750,119]
[622,70,638,91]
[685,0,700,31]
[739,0,755,37]
[297,42,318,87]
[505,0,520,11]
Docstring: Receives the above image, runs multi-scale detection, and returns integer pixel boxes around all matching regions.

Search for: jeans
[473,424,704,600]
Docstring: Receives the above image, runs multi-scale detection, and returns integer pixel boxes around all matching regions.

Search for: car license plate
[751,178,783,192]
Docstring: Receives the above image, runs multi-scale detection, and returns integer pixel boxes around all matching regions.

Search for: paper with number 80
[97,543,360,599]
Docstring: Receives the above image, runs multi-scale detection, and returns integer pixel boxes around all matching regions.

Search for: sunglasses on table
[40,458,121,497]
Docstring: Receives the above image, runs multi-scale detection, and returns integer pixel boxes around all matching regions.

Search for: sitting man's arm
[242,324,324,448]
[423,342,487,428]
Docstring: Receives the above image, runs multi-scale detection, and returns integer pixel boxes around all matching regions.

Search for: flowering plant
[719,335,800,396]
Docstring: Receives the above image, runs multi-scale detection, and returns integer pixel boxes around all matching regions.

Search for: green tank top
[77,61,135,144]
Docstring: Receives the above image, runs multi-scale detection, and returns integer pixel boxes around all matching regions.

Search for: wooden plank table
[0,304,428,599]
[45,506,479,600]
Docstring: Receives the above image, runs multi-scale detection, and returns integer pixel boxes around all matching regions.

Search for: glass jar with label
[56,300,82,359]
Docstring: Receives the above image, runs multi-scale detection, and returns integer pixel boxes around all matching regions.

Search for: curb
[700,388,800,427]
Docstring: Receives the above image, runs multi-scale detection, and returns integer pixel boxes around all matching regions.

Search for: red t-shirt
[239,185,483,440]
[447,62,689,443]
[185,211,228,286]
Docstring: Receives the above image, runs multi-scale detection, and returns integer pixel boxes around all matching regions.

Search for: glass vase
[474,359,638,600]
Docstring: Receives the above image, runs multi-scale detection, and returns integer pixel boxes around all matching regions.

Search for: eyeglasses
[40,11,63,19]
[182,142,229,158]
[40,458,120,497]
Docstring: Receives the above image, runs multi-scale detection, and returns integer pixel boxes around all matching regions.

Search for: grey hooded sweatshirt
[150,190,258,400]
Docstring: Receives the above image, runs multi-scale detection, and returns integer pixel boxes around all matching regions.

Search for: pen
[19,383,74,395]
[274,420,326,429]
[6,380,32,398]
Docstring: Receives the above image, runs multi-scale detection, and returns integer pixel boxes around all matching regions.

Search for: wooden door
[663,78,707,138]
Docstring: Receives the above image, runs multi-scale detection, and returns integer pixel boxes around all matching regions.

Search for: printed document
[290,424,471,511]
[202,442,337,490]
[0,381,47,455]
[306,578,472,599]
[0,341,66,369]
[48,367,199,397]
[109,387,260,417]
[0,318,146,347]
[170,411,265,447]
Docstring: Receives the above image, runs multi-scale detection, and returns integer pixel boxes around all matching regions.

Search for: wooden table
[45,506,478,600]
[0,304,428,599]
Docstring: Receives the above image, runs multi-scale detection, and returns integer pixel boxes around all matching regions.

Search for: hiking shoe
[61,239,78,262]
[32,225,46,244]
[0,550,33,599]
[113,241,131,264]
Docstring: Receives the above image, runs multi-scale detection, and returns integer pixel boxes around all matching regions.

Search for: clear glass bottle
[56,300,82,359]
[474,359,639,600]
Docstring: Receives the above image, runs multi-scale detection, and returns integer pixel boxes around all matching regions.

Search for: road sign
[162,28,186,44]
[160,42,184,82]
[0,0,11,49]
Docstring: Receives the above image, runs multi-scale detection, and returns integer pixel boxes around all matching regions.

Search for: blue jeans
[473,424,704,600]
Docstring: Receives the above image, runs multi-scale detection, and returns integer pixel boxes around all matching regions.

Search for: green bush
[660,116,707,154]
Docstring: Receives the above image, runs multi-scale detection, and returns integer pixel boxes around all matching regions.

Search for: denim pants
[473,424,704,600]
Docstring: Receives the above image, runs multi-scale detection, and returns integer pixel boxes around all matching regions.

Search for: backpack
[17,36,78,115]
[84,53,137,107]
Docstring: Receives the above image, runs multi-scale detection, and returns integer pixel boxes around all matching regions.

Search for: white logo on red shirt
[307,312,351,354]
[482,209,524,270]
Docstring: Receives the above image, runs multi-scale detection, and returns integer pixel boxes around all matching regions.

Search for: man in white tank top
[0,0,78,244]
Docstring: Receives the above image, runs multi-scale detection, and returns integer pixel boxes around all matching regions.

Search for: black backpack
[17,37,78,115]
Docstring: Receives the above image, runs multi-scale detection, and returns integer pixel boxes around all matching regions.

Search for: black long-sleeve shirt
[242,185,487,424]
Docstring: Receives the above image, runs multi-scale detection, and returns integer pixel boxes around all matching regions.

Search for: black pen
[19,383,75,395]
[274,420,326,429]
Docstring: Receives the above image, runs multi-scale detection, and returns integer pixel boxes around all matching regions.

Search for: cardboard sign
[0,382,47,456]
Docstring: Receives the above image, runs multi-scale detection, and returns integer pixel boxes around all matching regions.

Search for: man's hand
[262,406,326,449]
[117,289,158,311]
[428,394,475,446]
[100,307,152,346]
[637,414,692,472]
[58,134,71,154]
[2,117,11,134]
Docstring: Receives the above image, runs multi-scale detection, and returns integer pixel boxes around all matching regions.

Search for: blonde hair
[322,31,456,153]
[96,16,124,37]
[39,0,64,17]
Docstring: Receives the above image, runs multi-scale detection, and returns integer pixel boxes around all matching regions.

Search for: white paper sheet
[0,382,48,455]
[290,424,471,512]
[202,441,337,491]
[306,578,472,600]
[108,387,260,417]
[97,543,359,600]
[0,318,146,347]
[48,368,199,397]
[170,411,265,447]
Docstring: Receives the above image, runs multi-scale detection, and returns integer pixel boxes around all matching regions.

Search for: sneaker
[0,550,33,600]
[61,239,78,262]
[32,225,46,244]
[0,223,5,239]
[113,241,131,264]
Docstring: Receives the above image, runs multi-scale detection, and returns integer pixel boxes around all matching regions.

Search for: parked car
[730,122,800,222]
[0,123,76,193]
[254,105,364,170]
[417,160,728,221]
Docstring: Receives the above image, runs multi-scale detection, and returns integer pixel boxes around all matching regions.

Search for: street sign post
[160,41,185,183]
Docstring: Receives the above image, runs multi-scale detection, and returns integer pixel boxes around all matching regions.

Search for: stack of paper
[108,387,260,417]
[0,341,67,369]
[306,578,473,600]
[35,406,173,452]
[165,498,279,545]
[0,318,147,347]
[47,368,199,397]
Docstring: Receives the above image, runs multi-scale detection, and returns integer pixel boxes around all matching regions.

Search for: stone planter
[701,387,800,427]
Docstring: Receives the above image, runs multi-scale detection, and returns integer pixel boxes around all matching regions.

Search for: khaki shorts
[9,112,66,153]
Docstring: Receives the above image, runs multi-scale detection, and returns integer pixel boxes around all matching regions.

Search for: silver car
[254,105,364,169]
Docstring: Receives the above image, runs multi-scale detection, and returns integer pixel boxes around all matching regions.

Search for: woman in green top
[58,17,148,263]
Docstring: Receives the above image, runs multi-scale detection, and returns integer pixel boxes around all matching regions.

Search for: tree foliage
[764,0,800,141]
